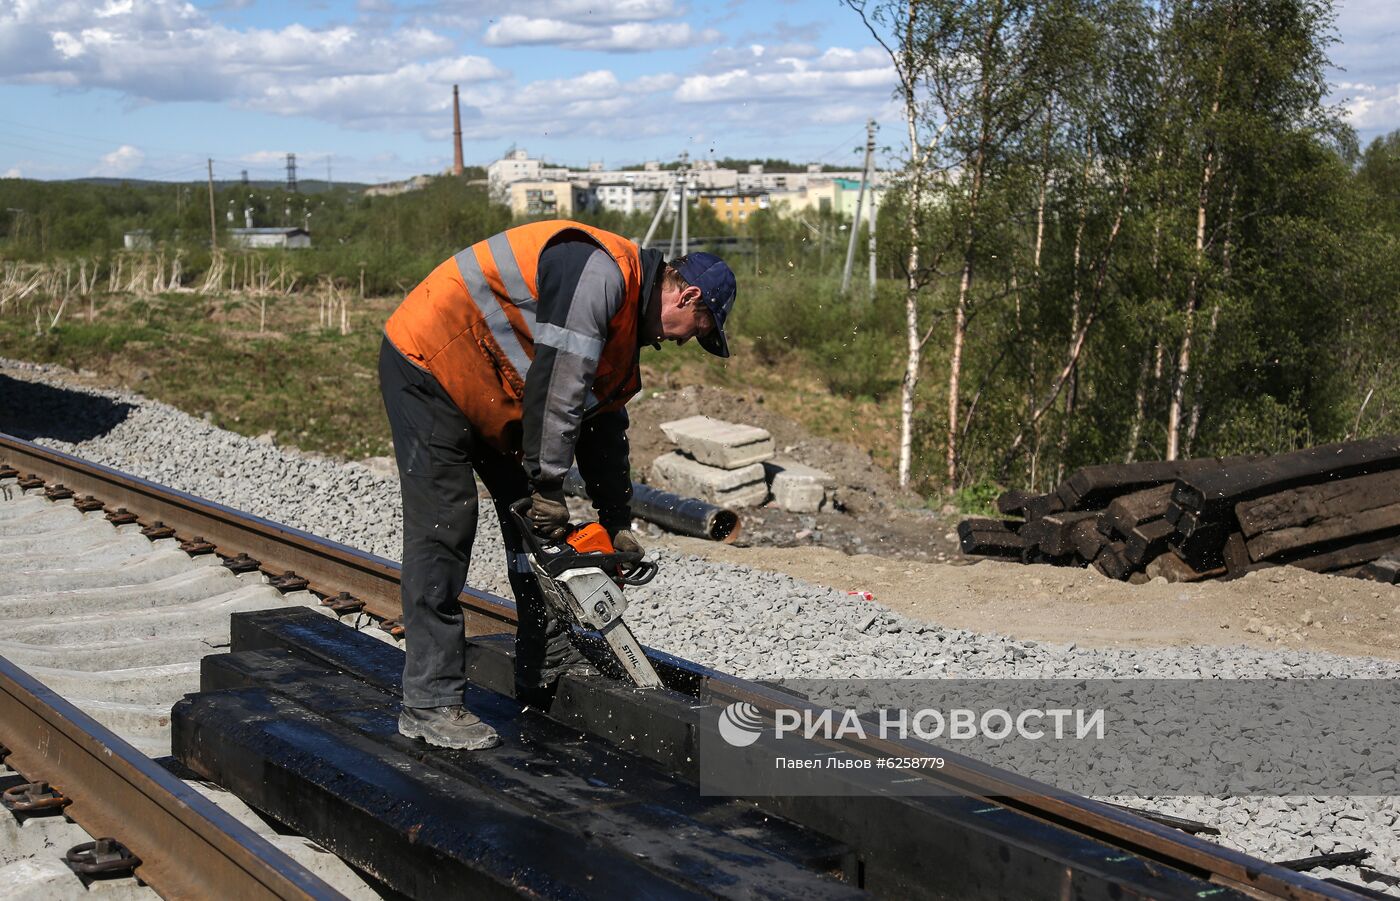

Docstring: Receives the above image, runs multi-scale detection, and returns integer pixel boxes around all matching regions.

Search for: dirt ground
[623,381,1400,662]
[627,382,957,560]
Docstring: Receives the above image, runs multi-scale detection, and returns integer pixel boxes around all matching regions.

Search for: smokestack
[452,84,464,177]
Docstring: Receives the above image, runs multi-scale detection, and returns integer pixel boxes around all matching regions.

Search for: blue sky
[1,0,1395,185]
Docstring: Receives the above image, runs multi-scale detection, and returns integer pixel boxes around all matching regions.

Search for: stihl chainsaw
[508,498,664,689]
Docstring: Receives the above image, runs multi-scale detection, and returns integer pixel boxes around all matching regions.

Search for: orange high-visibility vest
[384,221,645,454]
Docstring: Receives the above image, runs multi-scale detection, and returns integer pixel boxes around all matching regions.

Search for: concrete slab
[660,415,774,469]
[0,505,85,534]
[650,452,768,508]
[2,548,221,595]
[0,518,122,554]
[763,459,832,513]
[0,637,232,672]
[0,567,243,618]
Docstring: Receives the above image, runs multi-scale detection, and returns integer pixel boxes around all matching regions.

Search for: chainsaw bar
[599,620,664,689]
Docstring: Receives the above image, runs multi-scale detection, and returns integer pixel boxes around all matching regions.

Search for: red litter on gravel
[847,590,875,602]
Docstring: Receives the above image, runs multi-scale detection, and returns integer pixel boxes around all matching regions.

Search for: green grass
[2,293,395,459]
[0,275,919,485]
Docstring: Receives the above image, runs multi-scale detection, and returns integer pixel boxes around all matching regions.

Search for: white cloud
[238,150,293,165]
[675,57,895,103]
[92,144,144,175]
[483,15,715,52]
[690,43,891,90]
[631,72,680,93]
[0,0,470,108]
[3,167,21,178]
[1342,83,1400,131]
[494,0,680,25]
[1327,0,1400,138]
[483,16,594,46]
[252,57,506,123]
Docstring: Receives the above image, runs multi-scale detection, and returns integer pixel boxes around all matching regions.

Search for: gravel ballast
[3,358,1398,895]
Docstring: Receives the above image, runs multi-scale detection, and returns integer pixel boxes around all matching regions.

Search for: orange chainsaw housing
[565,523,614,556]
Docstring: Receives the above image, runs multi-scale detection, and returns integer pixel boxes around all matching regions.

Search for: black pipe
[563,469,741,543]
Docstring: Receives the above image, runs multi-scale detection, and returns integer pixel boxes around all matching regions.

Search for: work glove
[529,488,570,541]
[610,528,644,557]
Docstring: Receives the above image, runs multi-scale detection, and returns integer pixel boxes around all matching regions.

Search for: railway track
[0,430,1381,900]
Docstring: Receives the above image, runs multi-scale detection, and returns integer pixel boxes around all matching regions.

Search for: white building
[487,148,543,202]
[229,227,311,249]
[590,183,664,216]
[486,150,886,221]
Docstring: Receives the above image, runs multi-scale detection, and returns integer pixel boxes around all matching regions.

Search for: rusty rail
[0,653,345,900]
[0,432,1361,900]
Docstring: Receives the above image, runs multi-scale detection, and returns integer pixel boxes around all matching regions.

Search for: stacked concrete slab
[652,416,771,507]
[763,459,831,514]
[650,416,833,513]
[660,415,775,468]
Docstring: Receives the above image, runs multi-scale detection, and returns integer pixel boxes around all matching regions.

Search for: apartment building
[697,191,769,224]
[487,150,885,222]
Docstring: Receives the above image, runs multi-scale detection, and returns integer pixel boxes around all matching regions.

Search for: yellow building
[508,180,578,218]
[697,192,769,224]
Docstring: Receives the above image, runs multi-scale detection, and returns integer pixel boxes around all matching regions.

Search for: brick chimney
[452,85,464,177]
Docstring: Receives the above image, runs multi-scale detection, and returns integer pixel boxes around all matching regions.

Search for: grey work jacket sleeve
[522,240,625,493]
[575,408,633,532]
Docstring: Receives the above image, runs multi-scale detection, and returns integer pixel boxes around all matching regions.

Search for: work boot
[398,705,500,750]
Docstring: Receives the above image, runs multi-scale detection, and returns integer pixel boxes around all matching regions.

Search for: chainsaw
[508,498,664,689]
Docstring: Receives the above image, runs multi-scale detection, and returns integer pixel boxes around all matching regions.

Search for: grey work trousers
[377,336,552,708]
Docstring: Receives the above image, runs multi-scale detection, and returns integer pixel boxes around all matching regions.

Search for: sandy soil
[651,534,1400,660]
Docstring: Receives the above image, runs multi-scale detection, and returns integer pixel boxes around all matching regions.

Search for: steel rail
[0,653,346,900]
[0,432,1358,900]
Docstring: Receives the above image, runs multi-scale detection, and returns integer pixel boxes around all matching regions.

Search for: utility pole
[842,119,876,295]
[640,181,675,249]
[326,156,333,190]
[667,177,680,258]
[667,163,683,258]
[679,151,689,256]
[867,175,878,299]
[206,159,218,249]
[285,153,298,193]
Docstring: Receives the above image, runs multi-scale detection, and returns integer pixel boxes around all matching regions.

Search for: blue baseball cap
[675,252,736,358]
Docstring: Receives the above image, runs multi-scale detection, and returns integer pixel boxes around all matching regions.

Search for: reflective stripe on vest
[454,244,533,383]
[486,232,537,314]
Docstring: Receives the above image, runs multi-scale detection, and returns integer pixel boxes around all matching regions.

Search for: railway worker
[378,220,737,750]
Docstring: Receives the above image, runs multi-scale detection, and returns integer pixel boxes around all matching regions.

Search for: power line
[0,116,220,158]
[809,125,871,165]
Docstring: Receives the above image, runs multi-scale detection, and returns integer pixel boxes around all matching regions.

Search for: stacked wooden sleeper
[957,437,1400,584]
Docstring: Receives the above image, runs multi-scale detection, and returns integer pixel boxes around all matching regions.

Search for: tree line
[848,0,1399,495]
